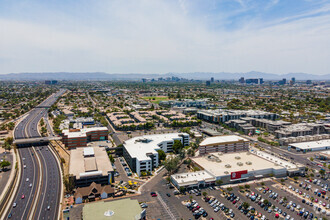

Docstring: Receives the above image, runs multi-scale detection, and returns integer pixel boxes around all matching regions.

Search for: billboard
[231,170,248,180]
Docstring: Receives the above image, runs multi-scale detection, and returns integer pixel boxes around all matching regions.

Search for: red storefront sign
[231,170,248,179]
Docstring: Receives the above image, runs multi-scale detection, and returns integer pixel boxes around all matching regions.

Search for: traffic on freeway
[5,89,65,220]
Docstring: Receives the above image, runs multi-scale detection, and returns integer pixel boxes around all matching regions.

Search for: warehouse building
[123,133,189,176]
[199,135,249,155]
[62,127,108,149]
[288,139,330,153]
[69,146,114,187]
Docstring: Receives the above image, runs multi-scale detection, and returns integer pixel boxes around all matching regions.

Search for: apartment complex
[123,133,189,176]
[226,117,291,135]
[197,109,278,123]
[62,127,108,149]
[199,135,249,155]
[69,146,114,188]
[274,122,330,138]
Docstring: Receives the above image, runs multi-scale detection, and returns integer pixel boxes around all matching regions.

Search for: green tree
[242,202,249,210]
[319,169,325,176]
[40,118,45,126]
[0,160,11,170]
[108,154,115,164]
[163,156,180,175]
[215,179,223,186]
[63,174,75,193]
[202,191,208,197]
[172,140,183,154]
[227,187,233,192]
[310,157,314,161]
[157,149,166,162]
[244,184,250,189]
[4,137,13,145]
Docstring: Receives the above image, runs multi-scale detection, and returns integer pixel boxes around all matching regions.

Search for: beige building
[199,135,249,155]
[69,146,114,187]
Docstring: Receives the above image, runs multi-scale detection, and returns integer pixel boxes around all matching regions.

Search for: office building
[123,133,189,176]
[245,78,263,84]
[197,109,278,123]
[69,146,114,188]
[239,77,245,83]
[45,80,58,85]
[199,135,249,155]
[62,127,108,149]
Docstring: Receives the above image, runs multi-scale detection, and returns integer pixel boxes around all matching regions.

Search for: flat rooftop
[69,146,113,179]
[200,135,249,146]
[62,127,108,138]
[83,199,142,220]
[192,151,284,177]
[251,150,301,170]
[289,139,330,150]
[123,133,188,161]
[171,171,215,187]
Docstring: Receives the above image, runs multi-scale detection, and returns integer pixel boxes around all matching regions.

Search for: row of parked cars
[204,194,235,218]
[185,200,209,219]
[289,183,330,212]
[259,186,319,219]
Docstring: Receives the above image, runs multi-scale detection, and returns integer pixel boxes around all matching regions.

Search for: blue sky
[0,0,330,75]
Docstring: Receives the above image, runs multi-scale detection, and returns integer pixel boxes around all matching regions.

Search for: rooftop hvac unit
[225,164,231,168]
[224,171,229,174]
[235,156,241,160]
[246,161,252,165]
[237,162,243,166]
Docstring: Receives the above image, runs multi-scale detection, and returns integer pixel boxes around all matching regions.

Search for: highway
[5,89,65,220]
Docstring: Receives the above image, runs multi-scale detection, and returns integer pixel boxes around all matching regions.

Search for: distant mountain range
[0,71,329,81]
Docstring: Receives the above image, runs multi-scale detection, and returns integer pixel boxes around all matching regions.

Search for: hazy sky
[1,0,330,75]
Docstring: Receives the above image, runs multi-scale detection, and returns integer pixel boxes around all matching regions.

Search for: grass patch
[141,96,170,104]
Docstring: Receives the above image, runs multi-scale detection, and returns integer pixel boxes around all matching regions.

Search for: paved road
[5,89,64,220]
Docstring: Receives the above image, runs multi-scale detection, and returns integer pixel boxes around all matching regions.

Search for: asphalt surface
[6,89,65,220]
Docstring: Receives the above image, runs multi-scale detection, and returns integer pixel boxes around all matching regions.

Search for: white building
[123,133,189,176]
[288,139,330,153]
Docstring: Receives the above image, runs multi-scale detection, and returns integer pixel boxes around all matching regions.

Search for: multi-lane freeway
[5,89,65,220]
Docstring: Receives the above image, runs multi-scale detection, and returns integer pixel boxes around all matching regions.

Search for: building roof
[289,139,330,150]
[69,146,113,179]
[123,133,188,161]
[83,199,142,220]
[74,182,114,200]
[62,127,108,138]
[200,135,249,146]
[171,171,215,187]
[192,151,285,177]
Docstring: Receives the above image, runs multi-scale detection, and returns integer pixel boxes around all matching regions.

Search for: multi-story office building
[197,109,278,123]
[199,135,249,155]
[62,127,108,149]
[123,133,189,176]
[69,146,114,188]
